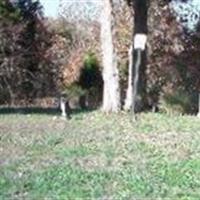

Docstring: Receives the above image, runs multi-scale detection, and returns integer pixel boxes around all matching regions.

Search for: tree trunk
[124,44,134,110]
[134,0,148,34]
[101,0,121,112]
[132,49,142,114]
[132,0,148,112]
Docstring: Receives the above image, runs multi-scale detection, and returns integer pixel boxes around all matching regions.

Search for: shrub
[159,90,192,115]
[79,52,103,90]
[63,84,87,100]
[77,52,103,108]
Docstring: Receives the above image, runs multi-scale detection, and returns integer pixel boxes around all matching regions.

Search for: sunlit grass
[0,111,200,199]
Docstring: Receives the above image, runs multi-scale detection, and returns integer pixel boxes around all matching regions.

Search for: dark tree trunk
[134,0,148,34]
[133,0,148,112]
[125,0,148,113]
[132,49,142,114]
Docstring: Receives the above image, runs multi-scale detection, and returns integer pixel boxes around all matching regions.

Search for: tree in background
[101,0,121,112]
[171,0,200,116]
[147,0,200,115]
[58,1,102,109]
[124,0,148,113]
[147,0,185,112]
[78,52,103,109]
[0,0,54,105]
[110,0,133,110]
[1,0,200,115]
[0,0,23,105]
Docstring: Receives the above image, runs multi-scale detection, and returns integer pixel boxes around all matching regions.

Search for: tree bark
[101,0,121,112]
[135,0,148,111]
[131,0,148,112]
[132,49,142,114]
[134,0,148,34]
[124,44,134,110]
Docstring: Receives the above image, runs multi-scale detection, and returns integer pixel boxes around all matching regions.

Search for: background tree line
[0,0,200,115]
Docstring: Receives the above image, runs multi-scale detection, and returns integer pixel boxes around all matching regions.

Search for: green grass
[0,111,200,199]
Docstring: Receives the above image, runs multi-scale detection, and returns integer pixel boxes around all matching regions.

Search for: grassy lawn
[1,110,200,199]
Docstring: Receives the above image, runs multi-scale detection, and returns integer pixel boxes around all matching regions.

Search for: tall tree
[0,0,52,105]
[125,0,148,112]
[101,0,120,112]
[0,0,22,104]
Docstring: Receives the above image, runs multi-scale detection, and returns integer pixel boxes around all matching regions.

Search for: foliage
[159,90,192,115]
[0,0,99,106]
[171,0,200,32]
[47,14,101,95]
[14,0,43,20]
[145,1,184,111]
[79,52,102,90]
[0,0,55,104]
[63,84,87,100]
[176,29,200,93]
[0,0,22,104]
[1,0,200,113]
[0,0,20,21]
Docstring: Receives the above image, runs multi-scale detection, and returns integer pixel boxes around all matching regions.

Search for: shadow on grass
[0,106,97,116]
